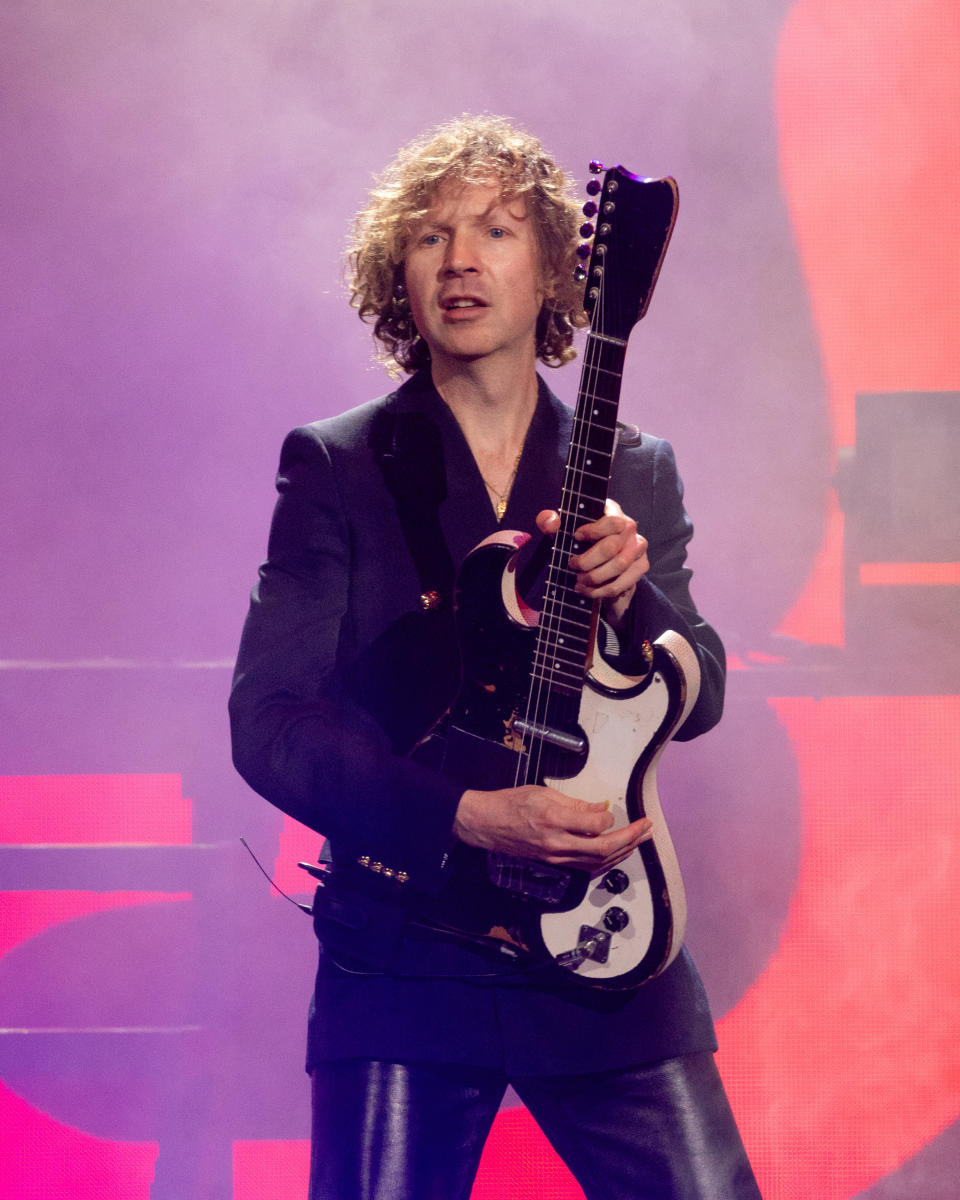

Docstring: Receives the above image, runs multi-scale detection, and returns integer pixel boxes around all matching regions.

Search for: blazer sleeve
[607,436,726,740]
[229,425,463,895]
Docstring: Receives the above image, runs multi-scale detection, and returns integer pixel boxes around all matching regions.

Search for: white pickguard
[540,628,701,982]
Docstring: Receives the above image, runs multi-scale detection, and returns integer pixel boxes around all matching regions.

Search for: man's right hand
[453,785,652,875]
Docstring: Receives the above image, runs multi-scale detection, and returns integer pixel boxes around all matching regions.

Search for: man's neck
[429,351,540,462]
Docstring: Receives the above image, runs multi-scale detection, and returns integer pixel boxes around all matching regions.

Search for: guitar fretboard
[533,334,627,697]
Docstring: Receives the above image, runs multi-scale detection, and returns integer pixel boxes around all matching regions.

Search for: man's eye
[489,227,507,238]
[420,233,443,246]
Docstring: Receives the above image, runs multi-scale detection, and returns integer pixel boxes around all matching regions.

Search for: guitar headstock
[575,163,679,343]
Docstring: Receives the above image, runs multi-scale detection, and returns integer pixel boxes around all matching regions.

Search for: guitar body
[415,533,700,989]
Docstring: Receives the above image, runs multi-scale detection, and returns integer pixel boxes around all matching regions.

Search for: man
[230,115,760,1199]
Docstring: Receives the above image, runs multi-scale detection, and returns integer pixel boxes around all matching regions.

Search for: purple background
[0,0,828,667]
[2,2,955,1197]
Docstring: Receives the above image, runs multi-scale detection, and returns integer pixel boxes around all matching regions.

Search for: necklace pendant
[496,498,507,520]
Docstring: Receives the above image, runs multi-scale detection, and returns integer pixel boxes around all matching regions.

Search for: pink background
[2,1,958,1196]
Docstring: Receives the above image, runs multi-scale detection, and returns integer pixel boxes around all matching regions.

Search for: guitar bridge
[510,718,586,753]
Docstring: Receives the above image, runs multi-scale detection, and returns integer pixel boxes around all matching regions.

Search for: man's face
[402,181,546,371]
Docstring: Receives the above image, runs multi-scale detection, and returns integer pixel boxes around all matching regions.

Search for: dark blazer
[229,369,726,1074]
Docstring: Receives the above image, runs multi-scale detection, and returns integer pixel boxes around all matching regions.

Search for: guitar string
[499,317,608,892]
[512,239,614,801]
[497,321,607,891]
[516,261,612,805]
[525,288,607,790]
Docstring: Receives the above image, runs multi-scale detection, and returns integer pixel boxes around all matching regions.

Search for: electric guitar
[414,165,699,989]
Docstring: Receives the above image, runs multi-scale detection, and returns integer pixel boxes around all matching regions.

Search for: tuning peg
[579,221,595,239]
[582,200,598,218]
[576,242,592,260]
[573,264,587,282]
[588,160,604,174]
[585,178,602,196]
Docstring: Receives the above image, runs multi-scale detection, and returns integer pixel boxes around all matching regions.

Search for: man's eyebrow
[414,201,527,232]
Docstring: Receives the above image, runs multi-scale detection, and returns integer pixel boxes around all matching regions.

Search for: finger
[570,527,644,574]
[536,509,560,535]
[542,817,653,865]
[573,499,632,540]
[572,519,629,549]
[572,542,643,582]
[575,558,648,600]
[540,802,614,838]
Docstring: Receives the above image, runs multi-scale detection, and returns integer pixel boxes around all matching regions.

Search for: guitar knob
[576,242,592,259]
[582,200,598,218]
[603,906,629,933]
[601,868,629,894]
[573,265,587,283]
[579,221,595,239]
[588,159,604,174]
[585,178,602,196]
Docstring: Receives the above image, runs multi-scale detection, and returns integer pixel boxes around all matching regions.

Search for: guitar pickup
[510,719,586,753]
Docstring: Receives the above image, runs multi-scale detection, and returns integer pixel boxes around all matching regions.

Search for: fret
[575,398,620,422]
[544,595,593,614]
[532,614,590,643]
[578,381,623,406]
[561,473,608,503]
[569,427,617,458]
[582,335,628,373]
[532,643,589,670]
[562,463,609,485]
[526,680,580,702]
[538,617,592,643]
[558,503,606,530]
[531,638,590,667]
[533,268,628,679]
[565,464,613,490]
[576,380,620,400]
[529,662,586,688]
[577,362,625,380]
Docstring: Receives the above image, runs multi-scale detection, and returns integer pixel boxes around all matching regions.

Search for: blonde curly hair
[348,115,588,373]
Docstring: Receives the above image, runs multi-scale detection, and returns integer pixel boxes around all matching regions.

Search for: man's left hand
[536,499,649,633]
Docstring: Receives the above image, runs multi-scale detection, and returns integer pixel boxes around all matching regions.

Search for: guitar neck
[534,333,627,698]
[561,332,628,531]
[528,164,677,706]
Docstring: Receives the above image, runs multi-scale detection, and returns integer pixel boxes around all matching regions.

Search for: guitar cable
[239,836,600,985]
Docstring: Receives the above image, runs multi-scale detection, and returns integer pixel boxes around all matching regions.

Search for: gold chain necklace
[480,447,523,521]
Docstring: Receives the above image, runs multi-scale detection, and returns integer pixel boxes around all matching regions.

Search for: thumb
[536,509,560,535]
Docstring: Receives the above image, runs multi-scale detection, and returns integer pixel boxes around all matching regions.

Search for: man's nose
[442,231,479,275]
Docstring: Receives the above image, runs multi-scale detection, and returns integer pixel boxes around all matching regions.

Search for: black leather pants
[308,1052,762,1200]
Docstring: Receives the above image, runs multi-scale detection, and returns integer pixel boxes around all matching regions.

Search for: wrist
[603,585,636,635]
